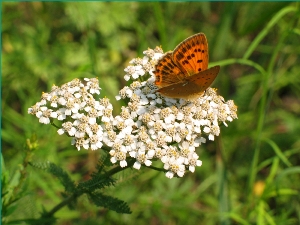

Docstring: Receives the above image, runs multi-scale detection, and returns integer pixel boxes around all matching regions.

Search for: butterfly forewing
[154,52,186,88]
[172,33,209,77]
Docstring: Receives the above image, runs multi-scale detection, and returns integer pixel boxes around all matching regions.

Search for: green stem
[247,5,299,197]
[43,193,78,218]
[105,159,136,177]
[243,6,297,59]
[12,138,35,201]
[146,165,166,172]
[210,58,267,76]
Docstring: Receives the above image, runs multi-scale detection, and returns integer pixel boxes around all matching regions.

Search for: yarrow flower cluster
[28,78,112,151]
[28,46,237,179]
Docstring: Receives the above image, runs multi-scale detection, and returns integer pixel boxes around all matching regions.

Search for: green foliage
[2,150,131,225]
[2,2,300,225]
[88,192,131,214]
[77,173,115,193]
[1,136,40,225]
[30,162,76,193]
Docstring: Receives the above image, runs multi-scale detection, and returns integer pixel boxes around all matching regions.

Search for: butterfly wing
[185,65,220,91]
[157,66,220,99]
[154,52,186,88]
[172,33,209,77]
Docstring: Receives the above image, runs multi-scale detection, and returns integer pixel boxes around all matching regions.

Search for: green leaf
[88,192,131,214]
[77,174,115,193]
[29,162,76,193]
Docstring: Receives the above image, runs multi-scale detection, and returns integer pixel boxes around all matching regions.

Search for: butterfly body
[154,33,220,99]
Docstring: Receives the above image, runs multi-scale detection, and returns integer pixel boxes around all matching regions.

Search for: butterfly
[154,33,220,99]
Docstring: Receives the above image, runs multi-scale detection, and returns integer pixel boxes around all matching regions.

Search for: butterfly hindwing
[157,66,220,99]
[172,33,209,77]
[157,81,200,99]
[186,65,220,92]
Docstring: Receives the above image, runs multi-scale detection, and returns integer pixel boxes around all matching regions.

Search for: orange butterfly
[154,33,220,99]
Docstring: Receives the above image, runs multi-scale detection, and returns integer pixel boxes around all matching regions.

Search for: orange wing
[154,52,186,88]
[172,33,209,76]
[157,66,220,99]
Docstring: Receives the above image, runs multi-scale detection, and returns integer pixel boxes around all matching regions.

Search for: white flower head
[29,45,238,178]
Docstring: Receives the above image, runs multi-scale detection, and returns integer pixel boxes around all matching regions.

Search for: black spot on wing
[167,62,175,69]
[186,43,192,50]
[175,52,185,61]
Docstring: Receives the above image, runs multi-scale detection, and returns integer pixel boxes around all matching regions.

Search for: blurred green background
[2,2,300,225]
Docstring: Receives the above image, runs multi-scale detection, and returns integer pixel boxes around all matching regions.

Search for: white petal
[203,127,210,133]
[144,160,152,166]
[177,170,185,177]
[208,134,214,141]
[133,161,141,170]
[166,171,174,179]
[189,166,195,173]
[120,160,127,168]
[110,157,117,164]
[196,160,202,166]
[124,75,130,81]
[57,129,65,135]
